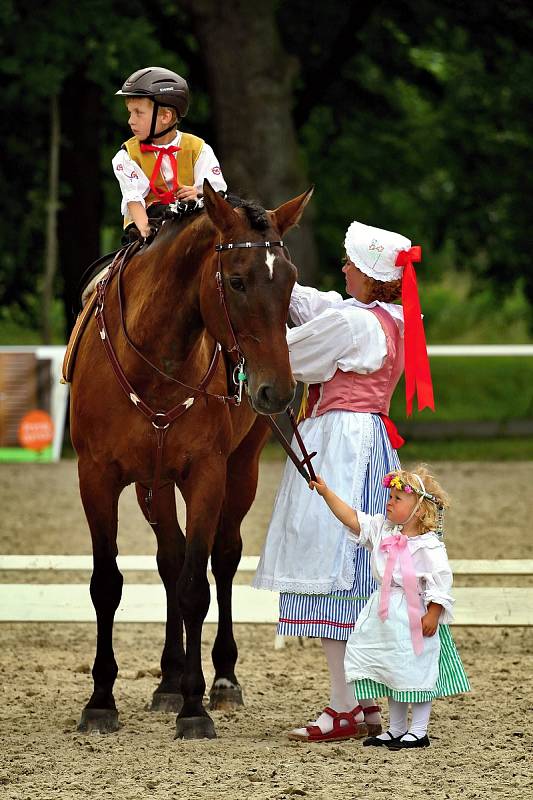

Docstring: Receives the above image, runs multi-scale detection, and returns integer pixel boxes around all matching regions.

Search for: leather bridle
[94,236,316,523]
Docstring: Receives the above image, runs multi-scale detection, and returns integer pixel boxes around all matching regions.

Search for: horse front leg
[135,481,186,713]
[209,418,270,710]
[174,456,226,740]
[77,460,123,733]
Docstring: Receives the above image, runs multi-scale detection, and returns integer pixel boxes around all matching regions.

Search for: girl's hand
[421,604,441,636]
[309,475,328,495]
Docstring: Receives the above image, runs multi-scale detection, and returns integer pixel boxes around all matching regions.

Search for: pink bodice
[305,306,404,418]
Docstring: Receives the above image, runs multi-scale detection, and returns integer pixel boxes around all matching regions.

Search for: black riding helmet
[116,67,189,143]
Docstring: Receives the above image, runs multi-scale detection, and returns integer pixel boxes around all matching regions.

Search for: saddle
[63,198,209,384]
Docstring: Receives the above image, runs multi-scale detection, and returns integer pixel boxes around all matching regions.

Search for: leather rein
[94,237,316,523]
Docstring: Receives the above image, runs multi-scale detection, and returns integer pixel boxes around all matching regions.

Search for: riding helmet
[116,67,189,120]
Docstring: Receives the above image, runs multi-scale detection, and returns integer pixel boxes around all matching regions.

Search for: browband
[215,240,284,252]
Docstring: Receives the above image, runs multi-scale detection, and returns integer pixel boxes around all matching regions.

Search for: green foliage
[1,0,532,340]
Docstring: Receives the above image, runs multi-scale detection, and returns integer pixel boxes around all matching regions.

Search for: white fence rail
[1,556,531,626]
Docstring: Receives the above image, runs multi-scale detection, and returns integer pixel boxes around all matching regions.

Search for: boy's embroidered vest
[122,133,204,227]
[305,306,404,418]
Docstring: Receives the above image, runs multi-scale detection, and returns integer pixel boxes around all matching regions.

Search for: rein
[216,239,317,483]
[95,234,317,521]
[94,241,244,523]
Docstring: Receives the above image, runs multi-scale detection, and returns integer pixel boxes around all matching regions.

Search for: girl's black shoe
[388,733,430,749]
[363,730,406,747]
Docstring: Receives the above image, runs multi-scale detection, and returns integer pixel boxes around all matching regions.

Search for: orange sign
[17,409,54,451]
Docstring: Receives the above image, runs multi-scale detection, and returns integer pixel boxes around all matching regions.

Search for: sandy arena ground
[1,459,532,800]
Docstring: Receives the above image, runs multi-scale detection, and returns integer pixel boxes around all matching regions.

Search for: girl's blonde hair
[384,464,450,534]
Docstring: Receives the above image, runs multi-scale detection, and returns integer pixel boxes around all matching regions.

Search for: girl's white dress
[344,513,454,692]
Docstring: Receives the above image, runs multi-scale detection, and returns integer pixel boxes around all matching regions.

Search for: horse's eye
[229,276,246,292]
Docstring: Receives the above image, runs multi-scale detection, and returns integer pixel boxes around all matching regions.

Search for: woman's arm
[310,476,360,534]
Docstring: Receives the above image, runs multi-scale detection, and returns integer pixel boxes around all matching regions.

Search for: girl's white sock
[374,698,408,740]
[401,700,432,741]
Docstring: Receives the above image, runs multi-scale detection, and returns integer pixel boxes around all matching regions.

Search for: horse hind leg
[135,481,185,713]
[209,418,270,710]
[77,461,123,733]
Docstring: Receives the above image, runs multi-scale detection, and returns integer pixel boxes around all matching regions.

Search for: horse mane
[158,193,271,243]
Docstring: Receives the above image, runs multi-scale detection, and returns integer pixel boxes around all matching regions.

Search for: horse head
[200,181,313,415]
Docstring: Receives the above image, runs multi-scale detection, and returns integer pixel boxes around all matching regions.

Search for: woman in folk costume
[253,220,435,741]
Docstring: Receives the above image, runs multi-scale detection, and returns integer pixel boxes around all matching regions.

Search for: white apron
[344,588,441,691]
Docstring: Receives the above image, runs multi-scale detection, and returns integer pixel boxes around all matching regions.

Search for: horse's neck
[118,221,214,380]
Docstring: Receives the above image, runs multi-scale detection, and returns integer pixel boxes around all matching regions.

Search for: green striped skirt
[353,625,471,703]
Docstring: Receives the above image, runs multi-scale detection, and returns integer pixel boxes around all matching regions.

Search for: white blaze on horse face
[265,249,276,280]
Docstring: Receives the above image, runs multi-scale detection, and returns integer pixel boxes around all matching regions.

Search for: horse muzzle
[249,379,296,415]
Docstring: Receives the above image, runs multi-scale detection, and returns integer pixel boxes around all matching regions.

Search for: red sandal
[287,706,367,742]
[361,704,382,736]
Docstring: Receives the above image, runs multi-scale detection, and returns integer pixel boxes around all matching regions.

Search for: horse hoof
[77,708,120,733]
[150,691,183,713]
[175,715,217,740]
[209,681,244,710]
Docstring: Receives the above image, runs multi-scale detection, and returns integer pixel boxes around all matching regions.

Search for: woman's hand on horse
[309,475,327,495]
[176,185,199,202]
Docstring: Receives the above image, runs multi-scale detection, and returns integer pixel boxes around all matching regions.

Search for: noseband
[214,239,285,400]
[215,238,316,484]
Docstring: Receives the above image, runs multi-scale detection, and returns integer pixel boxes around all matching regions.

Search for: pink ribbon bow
[378,532,424,656]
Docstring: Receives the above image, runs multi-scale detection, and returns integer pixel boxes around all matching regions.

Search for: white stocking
[401,701,432,741]
[290,638,362,736]
[322,638,357,712]
[375,698,408,740]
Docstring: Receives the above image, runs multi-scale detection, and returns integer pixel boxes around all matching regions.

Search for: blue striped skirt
[278,415,400,640]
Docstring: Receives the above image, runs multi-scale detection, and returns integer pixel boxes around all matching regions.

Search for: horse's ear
[270,186,314,236]
[202,179,238,233]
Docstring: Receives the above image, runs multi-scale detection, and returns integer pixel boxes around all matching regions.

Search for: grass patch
[390,357,533,422]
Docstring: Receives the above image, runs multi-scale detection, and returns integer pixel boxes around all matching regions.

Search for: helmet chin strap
[141,101,178,145]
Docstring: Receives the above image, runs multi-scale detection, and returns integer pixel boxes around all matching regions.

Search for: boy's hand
[309,475,328,496]
[176,185,199,202]
[421,604,441,636]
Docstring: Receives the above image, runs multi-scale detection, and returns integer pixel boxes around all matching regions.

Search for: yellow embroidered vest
[122,133,204,227]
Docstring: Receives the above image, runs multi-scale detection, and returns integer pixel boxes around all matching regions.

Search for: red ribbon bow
[139,143,181,204]
[395,246,435,416]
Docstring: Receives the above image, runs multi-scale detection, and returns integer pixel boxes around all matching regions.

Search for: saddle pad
[62,289,98,383]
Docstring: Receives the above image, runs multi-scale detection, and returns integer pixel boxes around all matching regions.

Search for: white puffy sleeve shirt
[112,133,227,215]
[350,513,455,624]
[286,284,389,384]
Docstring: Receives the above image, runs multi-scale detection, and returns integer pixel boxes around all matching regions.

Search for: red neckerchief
[139,143,181,204]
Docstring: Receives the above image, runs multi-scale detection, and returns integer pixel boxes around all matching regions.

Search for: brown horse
[70,181,312,739]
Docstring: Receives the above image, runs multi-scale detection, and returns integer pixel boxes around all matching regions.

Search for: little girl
[310,465,470,749]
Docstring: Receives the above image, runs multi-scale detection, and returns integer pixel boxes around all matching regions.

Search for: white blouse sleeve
[193,142,227,194]
[420,545,455,624]
[286,306,388,383]
[346,512,386,551]
[112,149,150,215]
[289,283,344,325]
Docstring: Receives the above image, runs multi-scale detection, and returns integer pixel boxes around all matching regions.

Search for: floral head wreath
[382,471,446,537]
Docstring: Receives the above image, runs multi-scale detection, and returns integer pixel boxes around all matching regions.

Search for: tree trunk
[58,73,103,334]
[182,0,318,282]
[42,95,60,344]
